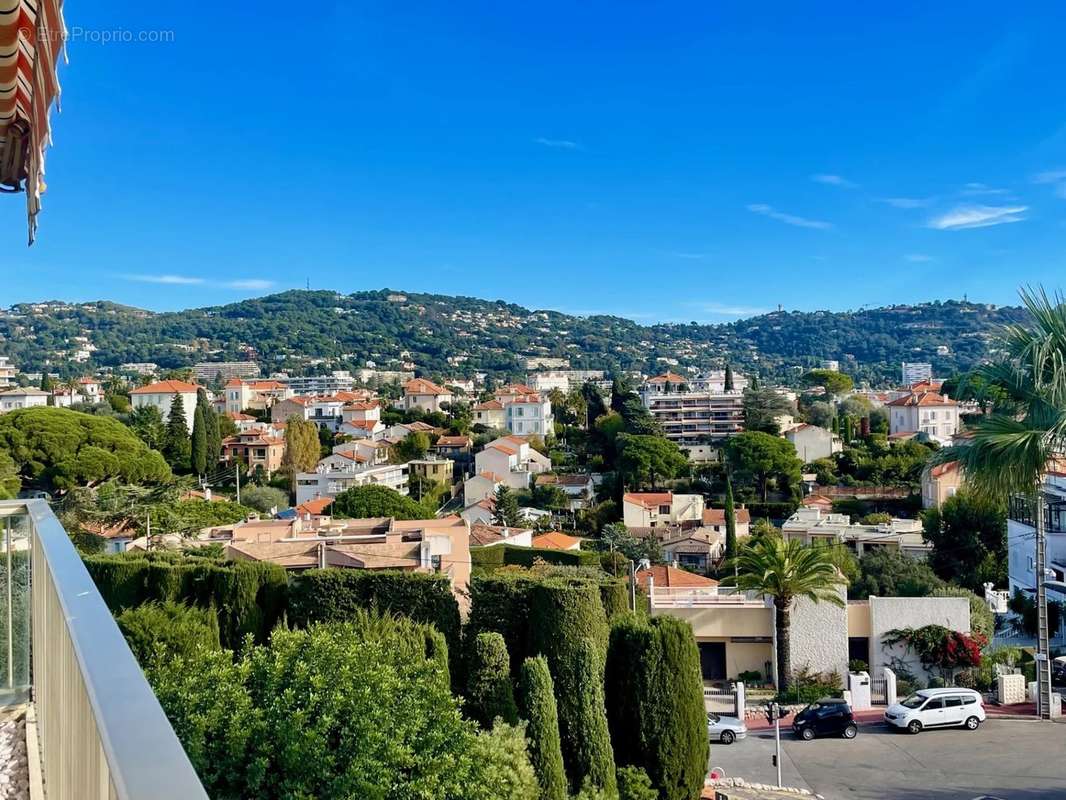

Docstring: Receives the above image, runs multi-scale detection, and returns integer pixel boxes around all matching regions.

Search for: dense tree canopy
[615,433,687,489]
[0,407,171,491]
[922,492,1007,592]
[331,484,431,519]
[725,431,802,501]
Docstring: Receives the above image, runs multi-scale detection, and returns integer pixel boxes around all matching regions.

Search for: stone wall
[868,596,970,682]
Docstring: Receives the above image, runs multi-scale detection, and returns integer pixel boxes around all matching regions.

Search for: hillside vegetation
[0,290,1026,385]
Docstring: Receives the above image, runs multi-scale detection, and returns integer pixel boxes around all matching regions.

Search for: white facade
[281,372,356,396]
[1007,475,1066,599]
[527,370,605,393]
[785,424,842,462]
[622,492,705,528]
[782,507,929,558]
[887,392,959,445]
[129,381,201,432]
[0,388,49,412]
[295,462,409,504]
[504,395,554,437]
[0,357,15,387]
[473,400,507,429]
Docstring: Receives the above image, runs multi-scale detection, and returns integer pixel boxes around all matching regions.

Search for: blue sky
[6,2,1066,322]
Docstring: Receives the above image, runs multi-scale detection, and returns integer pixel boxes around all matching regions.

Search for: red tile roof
[404,378,450,396]
[296,497,334,516]
[474,399,504,411]
[435,435,471,447]
[929,460,960,478]
[886,391,956,408]
[646,372,687,384]
[130,379,201,395]
[702,507,751,526]
[635,565,718,589]
[623,492,674,509]
[532,532,582,550]
[488,443,518,455]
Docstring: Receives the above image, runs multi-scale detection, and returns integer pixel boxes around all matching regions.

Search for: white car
[883,687,986,734]
[706,712,747,744]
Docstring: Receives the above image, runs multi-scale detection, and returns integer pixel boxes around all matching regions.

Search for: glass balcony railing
[1008,494,1066,533]
[0,500,208,800]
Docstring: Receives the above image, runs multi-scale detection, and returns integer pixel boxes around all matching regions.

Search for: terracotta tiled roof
[296,497,334,516]
[635,565,719,589]
[532,532,582,550]
[497,383,537,395]
[130,380,201,395]
[404,378,450,396]
[886,391,956,408]
[487,443,518,455]
[469,523,530,546]
[802,494,834,508]
[346,419,381,429]
[623,492,674,509]
[226,412,256,420]
[250,380,287,390]
[645,372,687,384]
[435,435,471,447]
[225,378,244,388]
[928,461,960,478]
[702,507,751,526]
[474,399,504,411]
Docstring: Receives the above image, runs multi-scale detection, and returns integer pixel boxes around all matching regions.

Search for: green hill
[0,290,1027,386]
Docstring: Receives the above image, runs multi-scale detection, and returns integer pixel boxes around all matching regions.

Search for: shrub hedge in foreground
[465,632,519,728]
[116,601,220,663]
[605,614,708,800]
[471,543,601,570]
[517,656,568,800]
[84,553,287,648]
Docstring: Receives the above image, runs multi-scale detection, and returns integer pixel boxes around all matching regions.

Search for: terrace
[0,500,207,799]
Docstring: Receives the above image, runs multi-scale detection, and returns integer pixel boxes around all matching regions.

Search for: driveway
[708,718,1066,800]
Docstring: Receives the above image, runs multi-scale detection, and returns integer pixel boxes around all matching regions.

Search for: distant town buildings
[639,372,745,456]
[820,359,840,372]
[781,507,929,558]
[526,369,605,393]
[0,356,15,387]
[402,378,454,414]
[279,371,356,396]
[193,361,261,383]
[0,387,49,412]
[784,423,842,462]
[901,361,933,386]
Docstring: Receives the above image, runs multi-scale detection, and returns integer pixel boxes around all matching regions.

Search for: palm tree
[724,536,846,691]
[933,287,1066,717]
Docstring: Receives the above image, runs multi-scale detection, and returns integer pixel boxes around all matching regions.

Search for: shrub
[331,484,431,519]
[467,572,541,677]
[239,485,289,514]
[616,766,657,800]
[471,544,601,570]
[465,722,540,800]
[517,656,567,800]
[551,637,616,797]
[738,669,762,684]
[848,659,868,673]
[288,568,460,675]
[465,632,519,727]
[116,601,220,663]
[605,614,707,800]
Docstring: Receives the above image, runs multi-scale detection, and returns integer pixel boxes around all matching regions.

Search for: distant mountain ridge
[0,290,1028,386]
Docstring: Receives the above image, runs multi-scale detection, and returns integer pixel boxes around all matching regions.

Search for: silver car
[707,712,747,744]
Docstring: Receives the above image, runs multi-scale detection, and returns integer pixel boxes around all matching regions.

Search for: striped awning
[0,0,65,244]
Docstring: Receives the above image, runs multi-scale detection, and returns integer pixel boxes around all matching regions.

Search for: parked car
[791,698,857,741]
[883,687,985,734]
[1052,656,1066,686]
[707,712,747,744]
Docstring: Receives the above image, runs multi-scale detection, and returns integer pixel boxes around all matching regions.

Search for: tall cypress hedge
[605,615,708,800]
[471,544,601,570]
[529,581,614,796]
[517,656,567,800]
[83,554,287,648]
[464,632,519,728]
[288,568,460,648]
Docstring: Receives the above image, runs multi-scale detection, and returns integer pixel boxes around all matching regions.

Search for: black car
[791,697,858,741]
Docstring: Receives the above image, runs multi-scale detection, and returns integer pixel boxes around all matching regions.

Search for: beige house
[472,399,507,429]
[408,457,455,488]
[222,378,292,414]
[0,387,50,412]
[221,430,286,475]
[921,460,964,509]
[622,491,705,528]
[402,378,453,413]
[130,380,201,431]
[785,423,842,463]
[781,507,930,558]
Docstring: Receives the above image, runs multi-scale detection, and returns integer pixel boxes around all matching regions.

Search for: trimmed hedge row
[84,553,287,648]
[287,568,461,654]
[471,544,601,570]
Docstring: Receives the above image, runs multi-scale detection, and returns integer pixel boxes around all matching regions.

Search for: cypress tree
[529,581,614,796]
[191,405,208,476]
[723,363,734,392]
[163,395,191,470]
[724,475,738,563]
[517,656,567,800]
[465,632,519,728]
[207,406,222,466]
[605,615,708,800]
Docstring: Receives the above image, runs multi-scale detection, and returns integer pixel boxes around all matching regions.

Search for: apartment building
[295,461,410,505]
[622,491,705,528]
[193,361,260,383]
[526,369,605,393]
[129,380,201,432]
[0,356,14,387]
[280,371,356,396]
[781,507,929,558]
[271,395,347,431]
[901,362,933,386]
[1007,470,1066,596]
[639,373,745,454]
[886,389,959,445]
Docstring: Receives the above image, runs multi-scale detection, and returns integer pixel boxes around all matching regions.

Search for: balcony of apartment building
[1008,493,1066,534]
[1,500,208,799]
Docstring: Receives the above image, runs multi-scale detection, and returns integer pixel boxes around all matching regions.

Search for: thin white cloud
[811,174,857,188]
[746,203,833,230]
[880,197,933,209]
[534,137,581,150]
[927,204,1027,230]
[225,279,276,290]
[123,274,205,285]
[686,301,770,317]
[904,253,936,262]
[960,182,1010,196]
[1033,169,1066,199]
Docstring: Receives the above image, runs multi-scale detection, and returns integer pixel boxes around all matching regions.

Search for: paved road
[708,719,1066,800]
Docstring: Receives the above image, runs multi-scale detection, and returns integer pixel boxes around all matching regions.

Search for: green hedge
[116,601,221,664]
[517,656,568,800]
[471,544,601,570]
[83,553,287,648]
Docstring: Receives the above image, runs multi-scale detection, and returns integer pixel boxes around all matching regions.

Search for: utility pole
[628,559,637,612]
[1036,493,1052,719]
[235,463,241,506]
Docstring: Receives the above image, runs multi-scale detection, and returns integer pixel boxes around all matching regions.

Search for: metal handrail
[5,500,208,800]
